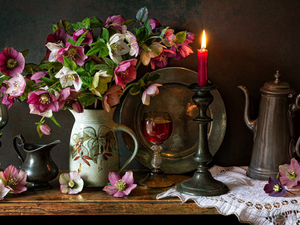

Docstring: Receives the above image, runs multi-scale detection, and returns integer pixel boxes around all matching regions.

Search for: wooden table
[0,170,220,216]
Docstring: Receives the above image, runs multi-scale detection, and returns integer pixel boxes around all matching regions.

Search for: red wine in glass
[141,117,173,144]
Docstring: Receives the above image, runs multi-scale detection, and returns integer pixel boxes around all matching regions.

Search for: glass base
[138,169,175,188]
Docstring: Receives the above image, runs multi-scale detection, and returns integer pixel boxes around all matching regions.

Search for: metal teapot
[238,71,300,180]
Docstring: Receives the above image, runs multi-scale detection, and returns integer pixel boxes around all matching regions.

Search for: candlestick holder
[176,83,229,196]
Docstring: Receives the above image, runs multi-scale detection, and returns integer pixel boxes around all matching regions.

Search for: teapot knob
[274,70,281,85]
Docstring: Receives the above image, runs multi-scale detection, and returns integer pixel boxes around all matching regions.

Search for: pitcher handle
[112,123,138,173]
[13,134,25,163]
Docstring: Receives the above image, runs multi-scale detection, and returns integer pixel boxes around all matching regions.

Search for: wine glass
[138,111,175,188]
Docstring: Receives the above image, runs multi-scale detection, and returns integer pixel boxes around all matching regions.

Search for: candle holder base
[176,167,229,196]
[176,83,229,196]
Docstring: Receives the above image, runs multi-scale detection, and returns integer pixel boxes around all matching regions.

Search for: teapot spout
[238,86,257,135]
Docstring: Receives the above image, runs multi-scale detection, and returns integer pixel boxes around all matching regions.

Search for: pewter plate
[120,67,226,174]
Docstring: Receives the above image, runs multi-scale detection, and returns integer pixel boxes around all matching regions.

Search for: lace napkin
[156,166,300,225]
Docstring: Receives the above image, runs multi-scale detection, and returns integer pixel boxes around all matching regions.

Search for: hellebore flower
[171,32,195,61]
[140,42,163,66]
[45,42,64,62]
[37,122,51,137]
[264,176,286,197]
[45,28,69,59]
[0,165,27,194]
[27,88,59,116]
[105,15,126,33]
[0,180,10,200]
[150,49,176,70]
[31,71,46,83]
[124,30,139,57]
[0,84,14,109]
[6,73,26,97]
[103,171,137,198]
[56,43,87,66]
[72,28,93,46]
[59,171,84,195]
[107,33,130,64]
[102,85,123,112]
[149,18,160,32]
[114,59,137,89]
[162,29,176,46]
[279,158,300,188]
[0,47,25,77]
[142,83,162,105]
[55,66,82,92]
[89,70,112,97]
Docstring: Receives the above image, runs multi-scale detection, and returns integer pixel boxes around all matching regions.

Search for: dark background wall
[1,0,300,170]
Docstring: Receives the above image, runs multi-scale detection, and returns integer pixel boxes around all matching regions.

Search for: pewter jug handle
[13,134,25,163]
[112,124,138,173]
[294,94,300,158]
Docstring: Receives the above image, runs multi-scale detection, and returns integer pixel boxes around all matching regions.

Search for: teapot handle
[13,134,25,163]
[112,123,138,173]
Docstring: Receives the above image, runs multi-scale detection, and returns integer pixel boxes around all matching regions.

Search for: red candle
[197,30,208,86]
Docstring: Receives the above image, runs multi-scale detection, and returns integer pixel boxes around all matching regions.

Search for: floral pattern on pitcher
[71,125,116,171]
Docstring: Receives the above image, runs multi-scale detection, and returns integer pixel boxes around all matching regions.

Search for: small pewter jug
[13,134,60,190]
[238,71,300,180]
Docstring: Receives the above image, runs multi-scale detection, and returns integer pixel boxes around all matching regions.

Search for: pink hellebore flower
[102,85,123,112]
[103,171,137,198]
[0,165,27,194]
[279,158,300,188]
[114,59,137,89]
[150,49,176,70]
[59,171,84,195]
[72,28,93,46]
[105,15,126,33]
[6,73,26,97]
[27,89,59,117]
[163,29,176,46]
[142,83,162,105]
[55,66,82,92]
[149,18,160,32]
[31,71,46,83]
[46,28,69,59]
[56,43,87,66]
[38,122,51,136]
[124,31,139,57]
[0,180,10,200]
[0,47,25,77]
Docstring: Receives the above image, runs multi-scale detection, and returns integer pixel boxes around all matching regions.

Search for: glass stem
[151,144,162,171]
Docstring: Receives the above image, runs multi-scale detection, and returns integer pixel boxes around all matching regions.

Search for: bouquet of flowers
[0,7,194,137]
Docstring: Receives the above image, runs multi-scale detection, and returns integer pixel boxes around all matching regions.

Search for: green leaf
[75,30,88,46]
[86,45,101,56]
[102,28,109,43]
[82,17,91,30]
[136,6,148,22]
[129,84,141,95]
[21,49,30,57]
[103,57,115,69]
[40,76,56,87]
[122,19,136,27]
[175,31,187,44]
[63,56,77,71]
[160,26,169,40]
[93,64,111,71]
[56,19,71,31]
[89,16,104,28]
[67,37,76,45]
[50,115,61,127]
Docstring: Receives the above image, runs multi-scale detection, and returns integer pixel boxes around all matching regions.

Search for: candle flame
[201,30,206,49]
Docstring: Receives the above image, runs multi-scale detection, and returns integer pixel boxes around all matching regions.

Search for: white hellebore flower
[107,33,130,64]
[46,41,64,62]
[55,66,82,92]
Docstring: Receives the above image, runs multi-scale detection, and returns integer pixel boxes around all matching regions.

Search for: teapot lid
[260,71,293,95]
